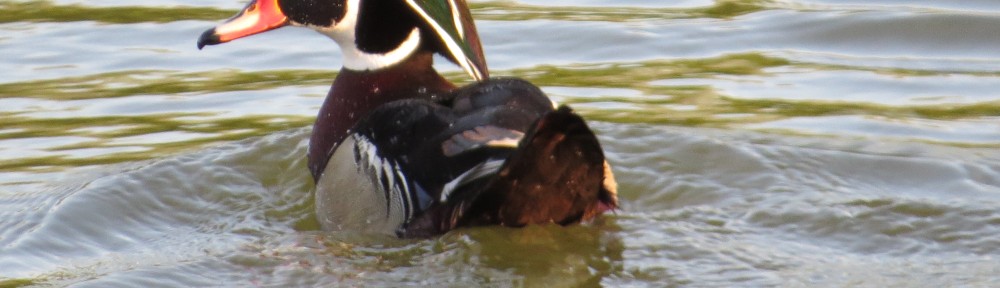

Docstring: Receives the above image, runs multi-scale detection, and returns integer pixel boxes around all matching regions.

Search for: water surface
[2,0,999,287]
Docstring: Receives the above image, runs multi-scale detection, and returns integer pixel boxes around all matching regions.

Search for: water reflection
[459,222,625,287]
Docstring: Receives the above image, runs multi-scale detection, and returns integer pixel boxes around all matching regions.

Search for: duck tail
[467,105,618,227]
[398,106,618,238]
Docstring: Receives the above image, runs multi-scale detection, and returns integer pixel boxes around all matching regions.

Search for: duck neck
[308,51,455,180]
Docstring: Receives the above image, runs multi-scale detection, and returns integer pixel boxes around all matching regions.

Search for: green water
[1,0,999,287]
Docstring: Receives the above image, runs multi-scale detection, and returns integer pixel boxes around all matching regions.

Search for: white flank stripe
[439,159,505,202]
[357,135,381,174]
[394,165,414,218]
[382,157,393,187]
[354,134,413,221]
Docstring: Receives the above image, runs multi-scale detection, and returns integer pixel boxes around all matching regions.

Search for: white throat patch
[309,0,422,71]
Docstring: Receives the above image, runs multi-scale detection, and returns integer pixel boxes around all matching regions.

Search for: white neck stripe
[342,28,421,71]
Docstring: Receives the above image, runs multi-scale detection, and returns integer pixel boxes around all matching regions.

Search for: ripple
[0,129,313,281]
[3,0,1000,286]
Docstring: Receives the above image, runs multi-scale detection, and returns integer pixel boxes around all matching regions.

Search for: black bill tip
[197,29,221,50]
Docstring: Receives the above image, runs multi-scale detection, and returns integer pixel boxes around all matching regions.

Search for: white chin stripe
[312,0,422,71]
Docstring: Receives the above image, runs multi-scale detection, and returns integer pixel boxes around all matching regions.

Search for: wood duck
[198,0,618,238]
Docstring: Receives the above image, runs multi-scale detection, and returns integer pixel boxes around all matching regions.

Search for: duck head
[197,0,488,81]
